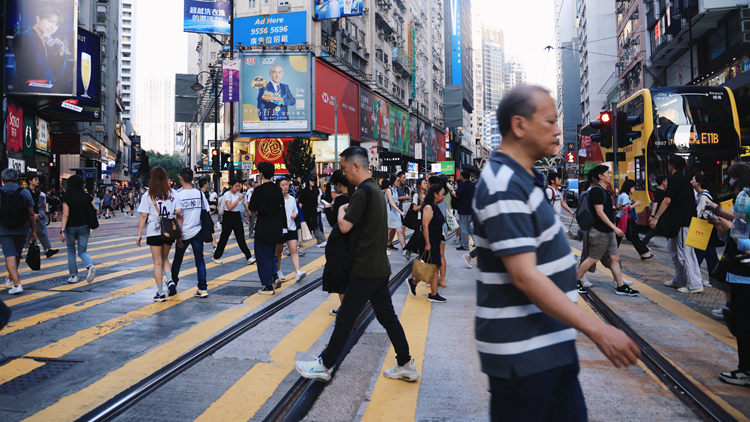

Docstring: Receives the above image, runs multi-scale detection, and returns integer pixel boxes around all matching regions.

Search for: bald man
[257,64,297,121]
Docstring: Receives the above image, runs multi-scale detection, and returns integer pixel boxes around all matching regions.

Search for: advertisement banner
[314,59,360,140]
[360,88,389,148]
[315,0,364,20]
[427,125,438,162]
[42,28,102,121]
[389,104,409,155]
[184,0,230,36]
[313,135,350,162]
[252,138,291,174]
[23,114,36,157]
[241,53,311,132]
[223,59,240,103]
[360,141,379,168]
[408,116,417,157]
[35,117,51,156]
[437,131,446,162]
[7,101,23,152]
[235,12,308,47]
[50,133,81,154]
[450,0,462,85]
[5,0,77,95]
[439,161,455,174]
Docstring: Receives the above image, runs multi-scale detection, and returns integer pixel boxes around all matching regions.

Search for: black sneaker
[274,280,282,290]
[427,293,447,303]
[456,246,469,251]
[615,284,640,296]
[259,286,275,295]
[45,248,59,258]
[719,369,750,387]
[153,293,166,302]
[408,277,417,297]
[167,281,177,297]
[329,307,339,316]
[577,281,588,294]
[387,244,398,250]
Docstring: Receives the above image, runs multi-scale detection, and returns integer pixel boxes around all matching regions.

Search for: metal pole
[612,102,619,192]
[687,1,694,82]
[228,0,235,180]
[214,70,220,193]
[334,96,338,170]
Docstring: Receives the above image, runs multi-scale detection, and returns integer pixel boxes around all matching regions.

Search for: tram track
[581,289,738,422]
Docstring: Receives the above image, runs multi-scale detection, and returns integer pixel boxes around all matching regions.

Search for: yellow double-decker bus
[601,86,741,224]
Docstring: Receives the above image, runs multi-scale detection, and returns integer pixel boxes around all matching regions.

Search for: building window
[211,52,217,60]
[249,0,256,7]
[123,77,130,82]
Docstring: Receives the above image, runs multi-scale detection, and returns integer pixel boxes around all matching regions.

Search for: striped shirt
[473,151,578,379]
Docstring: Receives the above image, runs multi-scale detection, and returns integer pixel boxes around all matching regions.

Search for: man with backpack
[575,165,639,296]
[172,168,211,298]
[1,168,38,295]
[295,146,418,383]
[546,172,575,222]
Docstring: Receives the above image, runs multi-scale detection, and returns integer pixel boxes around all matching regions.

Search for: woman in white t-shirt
[275,179,306,283]
[136,167,182,302]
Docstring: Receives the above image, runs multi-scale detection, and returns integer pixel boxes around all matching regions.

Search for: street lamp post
[192,69,221,193]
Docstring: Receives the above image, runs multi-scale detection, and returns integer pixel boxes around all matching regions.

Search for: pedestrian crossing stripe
[5,291,59,307]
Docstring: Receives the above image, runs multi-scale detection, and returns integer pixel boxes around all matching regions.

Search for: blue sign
[184,0,231,36]
[84,172,94,178]
[744,61,750,73]
[450,0,462,85]
[102,170,113,175]
[234,12,307,47]
[314,0,364,20]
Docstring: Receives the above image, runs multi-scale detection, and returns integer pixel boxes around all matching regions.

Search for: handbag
[710,255,727,286]
[412,251,437,284]
[403,208,419,230]
[685,217,712,251]
[160,217,182,242]
[297,221,314,242]
[87,202,100,230]
[446,211,459,231]
[26,241,41,271]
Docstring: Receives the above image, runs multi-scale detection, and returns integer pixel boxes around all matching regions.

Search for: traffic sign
[242,155,253,170]
[102,170,113,175]
[84,172,94,178]
[102,174,111,184]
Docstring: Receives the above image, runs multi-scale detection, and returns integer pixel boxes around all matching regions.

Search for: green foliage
[282,137,316,179]
[145,150,183,182]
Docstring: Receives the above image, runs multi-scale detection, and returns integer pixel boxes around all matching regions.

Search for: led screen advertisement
[251,138,291,174]
[240,53,311,132]
[450,0,462,85]
[408,116,417,157]
[314,59,360,140]
[6,101,24,152]
[389,104,409,155]
[5,0,77,95]
[235,12,307,47]
[314,0,364,20]
[42,28,102,121]
[360,88,389,148]
[184,0,230,36]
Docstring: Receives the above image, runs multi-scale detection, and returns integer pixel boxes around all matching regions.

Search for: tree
[145,150,182,180]
[283,137,316,179]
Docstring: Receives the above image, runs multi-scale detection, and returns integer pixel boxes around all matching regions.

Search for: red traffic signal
[211,150,218,157]
[600,111,612,124]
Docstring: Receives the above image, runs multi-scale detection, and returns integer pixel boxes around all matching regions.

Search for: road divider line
[362,282,432,422]
[4,292,59,307]
[20,255,327,422]
[0,359,46,385]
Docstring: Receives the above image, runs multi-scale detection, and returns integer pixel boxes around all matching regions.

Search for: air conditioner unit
[385,63,391,71]
[364,47,370,57]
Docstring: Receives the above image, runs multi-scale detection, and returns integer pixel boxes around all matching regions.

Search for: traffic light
[590,111,613,148]
[212,149,219,171]
[221,152,231,170]
[617,112,641,145]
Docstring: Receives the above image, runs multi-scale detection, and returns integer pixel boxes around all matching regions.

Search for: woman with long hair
[407,183,447,303]
[430,176,451,287]
[615,179,652,259]
[275,178,306,283]
[136,167,182,302]
[322,170,353,316]
[383,175,406,256]
[213,178,255,265]
[298,176,327,246]
[404,178,429,261]
[60,175,97,284]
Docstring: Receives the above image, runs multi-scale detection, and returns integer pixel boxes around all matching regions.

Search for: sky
[134,0,189,87]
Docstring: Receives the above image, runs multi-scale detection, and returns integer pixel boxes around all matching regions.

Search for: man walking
[387,171,409,253]
[244,181,259,238]
[642,175,667,244]
[1,169,38,295]
[102,190,114,219]
[171,168,210,298]
[451,170,475,251]
[546,171,575,223]
[295,146,419,383]
[473,86,639,421]
[649,155,703,293]
[575,165,640,296]
[248,162,286,295]
[26,174,58,258]
[199,178,218,249]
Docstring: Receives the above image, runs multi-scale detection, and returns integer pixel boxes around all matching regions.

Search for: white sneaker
[712,305,728,319]
[317,241,327,248]
[463,253,473,269]
[277,270,286,281]
[295,270,307,282]
[5,276,12,287]
[294,357,332,382]
[213,258,223,264]
[383,359,420,382]
[664,280,680,288]
[677,286,703,294]
[8,284,23,295]
[247,256,256,265]
[67,276,79,284]
[86,265,97,284]
[580,277,593,288]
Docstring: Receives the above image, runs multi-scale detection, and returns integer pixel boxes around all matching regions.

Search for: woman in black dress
[409,183,447,303]
[322,170,353,316]
[298,176,326,246]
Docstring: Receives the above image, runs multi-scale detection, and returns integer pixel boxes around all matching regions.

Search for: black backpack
[0,187,28,228]
[323,185,373,286]
[575,186,604,231]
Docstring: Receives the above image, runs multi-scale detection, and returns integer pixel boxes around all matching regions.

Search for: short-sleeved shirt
[102,194,113,206]
[473,151,578,379]
[137,190,181,238]
[545,186,562,217]
[616,192,631,218]
[63,192,93,228]
[344,178,391,279]
[177,189,209,239]
[589,185,614,232]
[0,183,34,236]
[664,171,697,228]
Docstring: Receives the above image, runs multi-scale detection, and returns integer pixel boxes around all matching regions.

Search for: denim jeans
[171,235,207,290]
[254,242,277,287]
[458,213,473,248]
[65,225,93,276]
[320,275,411,369]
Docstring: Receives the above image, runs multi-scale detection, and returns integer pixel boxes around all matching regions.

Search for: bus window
[653,92,734,126]
[647,151,667,192]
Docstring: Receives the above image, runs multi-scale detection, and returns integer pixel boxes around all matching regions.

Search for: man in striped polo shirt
[474,85,640,421]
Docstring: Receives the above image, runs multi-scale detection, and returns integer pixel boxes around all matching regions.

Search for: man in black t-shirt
[642,176,667,244]
[576,165,639,296]
[649,155,703,293]
[248,162,286,295]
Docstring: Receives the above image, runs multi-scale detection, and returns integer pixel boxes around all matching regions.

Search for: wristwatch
[60,229,64,234]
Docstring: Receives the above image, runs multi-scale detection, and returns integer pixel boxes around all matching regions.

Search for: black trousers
[615,217,650,255]
[320,274,411,369]
[730,283,750,372]
[213,212,252,260]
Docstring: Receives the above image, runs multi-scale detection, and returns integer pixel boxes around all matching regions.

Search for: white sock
[166,272,172,282]
[156,282,164,295]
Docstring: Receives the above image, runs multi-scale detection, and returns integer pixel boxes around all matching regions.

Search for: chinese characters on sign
[234,12,308,47]
[184,0,231,35]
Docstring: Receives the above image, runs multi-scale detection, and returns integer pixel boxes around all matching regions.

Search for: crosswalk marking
[4,291,59,307]
[0,359,46,385]
[20,256,327,422]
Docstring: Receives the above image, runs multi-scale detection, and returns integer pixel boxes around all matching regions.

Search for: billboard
[235,12,307,47]
[427,125,438,162]
[23,114,36,157]
[35,117,51,156]
[408,116,417,157]
[241,53,311,132]
[315,0,364,20]
[6,102,23,152]
[450,0,462,85]
[41,28,102,121]
[252,138,291,174]
[360,88,389,148]
[5,0,77,95]
[223,59,240,102]
[184,0,230,36]
[437,131,446,161]
[389,104,409,155]
[313,135,350,162]
[314,59,360,140]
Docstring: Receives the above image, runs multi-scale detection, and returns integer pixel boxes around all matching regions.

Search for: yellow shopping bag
[685,217,713,251]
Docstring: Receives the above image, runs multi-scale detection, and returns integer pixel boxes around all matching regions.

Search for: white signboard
[431,163,442,173]
[242,155,254,170]
[8,158,24,174]
[415,143,423,160]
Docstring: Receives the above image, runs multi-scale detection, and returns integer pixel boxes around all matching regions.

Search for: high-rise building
[481,25,504,114]
[120,0,136,128]
[137,74,175,155]
[575,0,616,124]
[504,57,526,92]
[556,0,581,166]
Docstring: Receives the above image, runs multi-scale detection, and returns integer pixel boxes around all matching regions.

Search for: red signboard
[565,152,577,163]
[6,101,23,152]
[437,131,446,162]
[252,138,291,174]
[51,133,81,154]
[314,59,360,141]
